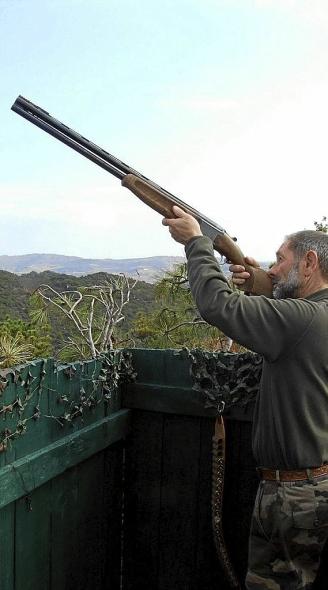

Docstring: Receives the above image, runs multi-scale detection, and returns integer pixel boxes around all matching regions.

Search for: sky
[1,0,327,262]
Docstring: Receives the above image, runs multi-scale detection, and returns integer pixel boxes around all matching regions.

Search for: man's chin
[272,287,283,300]
[272,284,299,300]
[272,283,282,299]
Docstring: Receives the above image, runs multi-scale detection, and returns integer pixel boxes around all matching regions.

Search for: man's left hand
[162,205,203,245]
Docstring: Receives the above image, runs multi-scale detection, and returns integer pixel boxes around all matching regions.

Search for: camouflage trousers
[246,475,328,589]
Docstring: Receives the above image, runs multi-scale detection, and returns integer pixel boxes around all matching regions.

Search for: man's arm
[163,207,271,296]
[163,207,316,360]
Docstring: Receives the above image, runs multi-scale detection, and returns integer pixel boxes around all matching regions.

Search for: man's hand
[229,256,260,287]
[162,205,203,245]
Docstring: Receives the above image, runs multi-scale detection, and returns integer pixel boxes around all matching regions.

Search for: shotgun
[11,95,272,296]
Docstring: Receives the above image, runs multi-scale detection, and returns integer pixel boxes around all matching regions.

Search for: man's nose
[268,264,278,278]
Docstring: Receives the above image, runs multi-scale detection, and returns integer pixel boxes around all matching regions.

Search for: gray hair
[285,230,328,280]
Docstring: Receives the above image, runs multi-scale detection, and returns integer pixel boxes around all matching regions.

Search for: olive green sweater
[185,236,328,469]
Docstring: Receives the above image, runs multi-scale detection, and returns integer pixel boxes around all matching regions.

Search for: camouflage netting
[189,350,263,413]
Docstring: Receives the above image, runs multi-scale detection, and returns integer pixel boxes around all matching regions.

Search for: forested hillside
[18,270,156,326]
[0,269,156,355]
[0,269,155,318]
[0,271,31,321]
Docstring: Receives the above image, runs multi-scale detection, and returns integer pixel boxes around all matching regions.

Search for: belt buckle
[256,467,280,481]
[256,467,266,479]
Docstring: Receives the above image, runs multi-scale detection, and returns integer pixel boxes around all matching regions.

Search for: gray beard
[272,264,301,299]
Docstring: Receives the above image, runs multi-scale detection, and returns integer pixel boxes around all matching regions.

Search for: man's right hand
[229,256,261,287]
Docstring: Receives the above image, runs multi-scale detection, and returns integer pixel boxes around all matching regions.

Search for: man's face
[268,241,302,299]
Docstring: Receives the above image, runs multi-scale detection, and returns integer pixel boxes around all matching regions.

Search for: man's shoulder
[305,288,328,303]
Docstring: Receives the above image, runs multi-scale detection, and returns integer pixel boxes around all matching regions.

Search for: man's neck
[298,279,328,298]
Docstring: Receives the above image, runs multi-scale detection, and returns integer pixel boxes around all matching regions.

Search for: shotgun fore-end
[122,174,176,218]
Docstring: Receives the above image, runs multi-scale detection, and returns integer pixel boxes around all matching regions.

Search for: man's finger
[162,217,176,226]
[233,278,249,285]
[244,256,260,268]
[229,264,246,273]
[172,205,188,218]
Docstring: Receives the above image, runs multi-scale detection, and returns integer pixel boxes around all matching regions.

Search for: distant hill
[0,253,271,284]
[0,253,186,283]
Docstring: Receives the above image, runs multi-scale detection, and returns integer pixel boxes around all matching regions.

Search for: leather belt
[258,464,328,481]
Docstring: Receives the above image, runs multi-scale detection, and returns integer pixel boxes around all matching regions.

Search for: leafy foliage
[0,271,30,321]
[0,333,34,369]
[314,216,327,233]
[130,263,242,351]
[0,313,52,368]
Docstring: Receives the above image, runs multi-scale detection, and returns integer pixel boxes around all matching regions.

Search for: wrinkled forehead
[275,240,295,259]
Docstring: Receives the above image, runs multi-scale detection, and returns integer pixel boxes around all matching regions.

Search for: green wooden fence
[122,349,257,590]
[0,354,130,590]
[0,350,326,590]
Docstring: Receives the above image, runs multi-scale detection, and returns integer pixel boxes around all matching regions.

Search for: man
[162,205,328,590]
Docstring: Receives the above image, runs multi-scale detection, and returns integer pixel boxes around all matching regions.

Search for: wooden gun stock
[122,174,272,297]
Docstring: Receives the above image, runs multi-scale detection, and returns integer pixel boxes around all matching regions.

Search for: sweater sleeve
[185,236,317,361]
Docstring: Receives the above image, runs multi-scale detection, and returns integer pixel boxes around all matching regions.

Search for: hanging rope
[212,415,241,589]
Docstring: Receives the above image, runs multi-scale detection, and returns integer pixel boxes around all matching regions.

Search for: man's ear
[304,250,318,276]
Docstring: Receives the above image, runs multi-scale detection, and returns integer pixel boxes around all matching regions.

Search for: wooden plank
[124,383,254,421]
[15,481,52,590]
[122,410,164,590]
[0,360,50,467]
[124,349,255,421]
[50,443,124,590]
[0,409,131,509]
[103,441,125,589]
[123,383,218,417]
[158,414,201,590]
[50,465,80,590]
[0,371,19,467]
[13,359,51,460]
[0,503,15,590]
[76,358,105,429]
[69,453,107,589]
[47,359,90,443]
[126,348,194,388]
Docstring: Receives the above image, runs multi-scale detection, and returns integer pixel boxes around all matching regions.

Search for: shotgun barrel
[11,96,226,237]
[11,95,273,296]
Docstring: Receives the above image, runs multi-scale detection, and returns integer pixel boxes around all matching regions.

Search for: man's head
[269,230,328,299]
